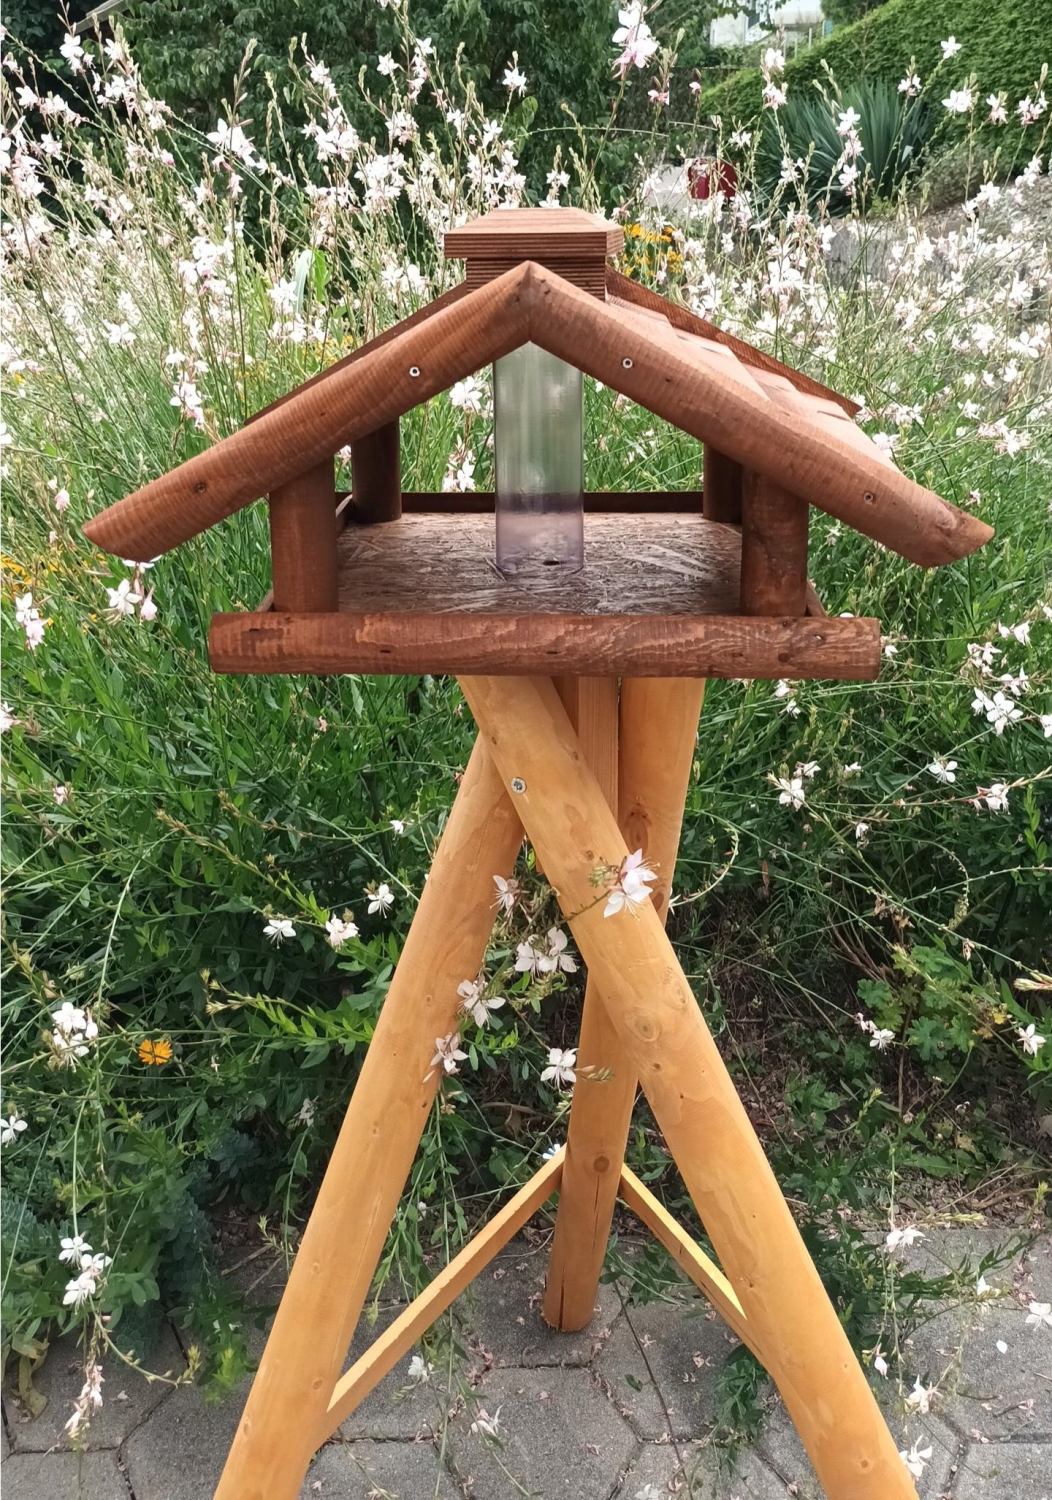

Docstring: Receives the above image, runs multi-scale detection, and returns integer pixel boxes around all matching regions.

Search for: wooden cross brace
[213,677,916,1500]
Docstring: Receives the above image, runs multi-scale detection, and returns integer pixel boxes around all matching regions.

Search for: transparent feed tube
[494,342,584,576]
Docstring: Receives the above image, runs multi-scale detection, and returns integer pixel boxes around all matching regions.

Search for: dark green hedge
[696,0,1047,166]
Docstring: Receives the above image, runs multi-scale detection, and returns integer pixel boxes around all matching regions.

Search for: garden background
[1,0,1050,1450]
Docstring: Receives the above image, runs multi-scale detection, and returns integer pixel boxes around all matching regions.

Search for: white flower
[492,874,519,914]
[1017,1024,1046,1056]
[774,776,806,811]
[854,822,870,844]
[325,914,359,948]
[470,1405,502,1438]
[53,486,70,512]
[1,1111,28,1146]
[604,849,657,917]
[943,88,974,115]
[940,36,962,59]
[900,1441,932,1479]
[59,1234,92,1266]
[430,1032,468,1076]
[63,1271,99,1309]
[540,1047,577,1089]
[296,1097,316,1126]
[376,54,401,77]
[796,760,820,780]
[515,939,542,977]
[1025,1300,1052,1329]
[263,917,296,944]
[869,1344,889,1378]
[106,578,141,617]
[973,783,1009,813]
[987,93,1008,123]
[762,46,785,74]
[927,759,957,784]
[458,979,505,1028]
[1038,714,1052,738]
[503,63,527,95]
[53,784,69,806]
[60,33,86,72]
[972,689,1022,735]
[390,819,406,835]
[898,73,921,97]
[407,1354,433,1384]
[885,1225,924,1253]
[997,621,1031,644]
[1,703,21,733]
[103,321,135,347]
[870,1027,895,1051]
[906,1375,935,1413]
[138,591,158,622]
[537,927,577,975]
[367,882,394,916]
[449,376,485,413]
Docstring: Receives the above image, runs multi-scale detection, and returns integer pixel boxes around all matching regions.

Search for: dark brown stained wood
[246,281,472,427]
[528,268,992,567]
[805,582,827,617]
[740,471,809,616]
[334,512,741,617]
[447,208,622,298]
[703,447,743,524]
[268,459,338,612]
[606,267,860,417]
[750,367,895,470]
[351,421,401,523]
[209,611,880,680]
[82,263,534,562]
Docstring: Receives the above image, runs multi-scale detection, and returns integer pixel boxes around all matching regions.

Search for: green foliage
[753,75,933,213]
[698,0,1049,169]
[823,0,887,26]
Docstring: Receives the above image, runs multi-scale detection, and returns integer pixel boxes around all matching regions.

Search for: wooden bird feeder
[85,207,991,1500]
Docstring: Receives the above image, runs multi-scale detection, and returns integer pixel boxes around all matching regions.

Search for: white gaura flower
[927,759,957,783]
[366,882,394,916]
[943,88,974,115]
[470,1405,502,1438]
[457,979,505,1028]
[106,577,141,616]
[537,928,577,975]
[796,760,820,780]
[514,938,542,977]
[1025,1300,1052,1329]
[869,1344,889,1377]
[407,1353,433,1384]
[972,689,1022,734]
[604,849,657,917]
[773,775,806,811]
[540,1046,577,1089]
[325,914,358,948]
[869,1027,895,1051]
[492,874,520,914]
[905,1375,935,1413]
[898,73,921,97]
[1017,1024,1046,1056]
[900,1440,932,1479]
[59,1233,92,1266]
[940,36,962,58]
[376,54,401,77]
[63,1270,99,1309]
[854,822,870,844]
[449,375,485,413]
[430,1032,467,1076]
[997,620,1031,644]
[263,917,296,944]
[1037,713,1052,738]
[1,1111,28,1145]
[885,1225,924,1253]
[973,783,1009,813]
[503,63,527,95]
[390,818,407,835]
[1,703,21,733]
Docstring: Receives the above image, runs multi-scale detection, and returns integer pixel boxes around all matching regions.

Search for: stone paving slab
[302,1438,458,1498]
[0,1449,130,1499]
[906,1301,1052,1441]
[955,1443,1052,1499]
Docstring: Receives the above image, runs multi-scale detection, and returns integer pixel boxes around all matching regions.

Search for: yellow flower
[138,1038,173,1066]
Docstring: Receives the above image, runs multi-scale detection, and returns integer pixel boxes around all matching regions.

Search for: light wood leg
[214,735,523,1500]
[458,674,916,1500]
[543,679,704,1330]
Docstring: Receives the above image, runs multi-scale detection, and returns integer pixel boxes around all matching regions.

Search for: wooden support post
[543,677,704,1331]
[702,444,743,523]
[739,469,809,616]
[268,458,338,612]
[213,734,523,1500]
[457,674,916,1500]
[351,419,401,523]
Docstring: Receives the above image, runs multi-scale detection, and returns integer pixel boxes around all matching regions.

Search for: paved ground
[3,1228,1050,1499]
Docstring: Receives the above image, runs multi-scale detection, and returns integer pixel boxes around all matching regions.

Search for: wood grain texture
[703,446,743,523]
[208,610,881,679]
[334,512,741,617]
[268,459,339,612]
[351,420,401,523]
[543,677,704,1331]
[530,268,991,567]
[213,734,525,1500]
[319,1151,564,1445]
[606,267,861,417]
[457,674,917,1500]
[445,206,623,260]
[82,263,533,561]
[739,470,809,616]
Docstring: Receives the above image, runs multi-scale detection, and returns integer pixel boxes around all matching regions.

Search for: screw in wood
[409,366,421,377]
[510,777,527,794]
[622,357,633,369]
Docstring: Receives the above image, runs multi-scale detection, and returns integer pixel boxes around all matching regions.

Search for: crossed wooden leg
[214,676,915,1500]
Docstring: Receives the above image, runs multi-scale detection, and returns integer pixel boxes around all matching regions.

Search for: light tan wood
[318,1150,564,1445]
[618,1164,759,1360]
[213,735,525,1500]
[544,677,704,1330]
[456,674,917,1500]
[703,446,743,524]
[740,470,809,616]
[351,421,401,524]
[208,610,881,680]
[83,263,533,561]
[267,459,338,612]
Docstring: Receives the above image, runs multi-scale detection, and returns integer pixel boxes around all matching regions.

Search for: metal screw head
[622,357,633,369]
[510,777,527,794]
[409,365,421,378]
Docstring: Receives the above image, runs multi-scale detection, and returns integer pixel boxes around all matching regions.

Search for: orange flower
[137,1038,173,1066]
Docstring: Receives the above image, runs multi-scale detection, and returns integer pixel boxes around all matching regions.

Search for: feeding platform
[84,207,991,1500]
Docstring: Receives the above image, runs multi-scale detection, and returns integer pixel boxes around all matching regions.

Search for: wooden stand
[213,676,916,1500]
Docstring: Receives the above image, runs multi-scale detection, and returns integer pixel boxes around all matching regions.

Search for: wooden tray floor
[336,511,742,616]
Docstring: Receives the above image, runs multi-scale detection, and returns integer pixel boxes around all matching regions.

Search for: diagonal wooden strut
[458,674,917,1500]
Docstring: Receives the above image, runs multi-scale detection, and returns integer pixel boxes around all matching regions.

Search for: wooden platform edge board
[316,1150,565,1446]
[208,612,882,680]
[617,1165,762,1361]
